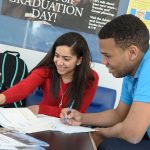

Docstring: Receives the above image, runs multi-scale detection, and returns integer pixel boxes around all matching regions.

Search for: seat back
[26,86,117,112]
[26,87,43,106]
[86,86,116,113]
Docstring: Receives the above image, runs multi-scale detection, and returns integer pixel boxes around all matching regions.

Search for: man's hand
[60,108,83,126]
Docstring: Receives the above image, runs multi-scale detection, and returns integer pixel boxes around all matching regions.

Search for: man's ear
[128,45,138,61]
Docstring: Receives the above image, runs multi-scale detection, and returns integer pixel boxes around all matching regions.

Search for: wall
[0,44,123,107]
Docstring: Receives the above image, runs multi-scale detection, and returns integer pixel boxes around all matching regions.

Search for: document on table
[37,114,95,133]
[0,108,94,133]
[0,133,26,148]
[0,128,49,149]
[0,107,54,133]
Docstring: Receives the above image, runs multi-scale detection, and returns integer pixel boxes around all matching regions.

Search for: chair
[26,87,43,106]
[86,86,116,113]
[26,86,117,113]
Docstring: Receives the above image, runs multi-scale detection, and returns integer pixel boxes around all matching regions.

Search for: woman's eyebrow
[55,52,73,58]
[63,56,72,59]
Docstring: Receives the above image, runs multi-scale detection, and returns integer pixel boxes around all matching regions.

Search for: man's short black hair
[98,14,149,53]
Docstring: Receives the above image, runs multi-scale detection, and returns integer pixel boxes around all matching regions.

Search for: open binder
[0,107,94,134]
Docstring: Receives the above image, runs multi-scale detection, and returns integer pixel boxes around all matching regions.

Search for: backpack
[0,51,28,108]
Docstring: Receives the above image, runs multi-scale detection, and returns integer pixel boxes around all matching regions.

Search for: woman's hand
[0,94,6,105]
[28,105,39,115]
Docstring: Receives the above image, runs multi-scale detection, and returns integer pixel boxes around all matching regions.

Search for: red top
[3,67,99,117]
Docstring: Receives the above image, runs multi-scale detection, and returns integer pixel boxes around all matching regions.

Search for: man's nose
[101,57,108,66]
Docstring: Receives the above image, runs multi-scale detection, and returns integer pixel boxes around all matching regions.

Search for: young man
[60,14,150,150]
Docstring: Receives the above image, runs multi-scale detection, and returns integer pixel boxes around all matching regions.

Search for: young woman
[0,32,99,117]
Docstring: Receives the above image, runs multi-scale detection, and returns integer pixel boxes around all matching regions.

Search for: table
[30,131,94,150]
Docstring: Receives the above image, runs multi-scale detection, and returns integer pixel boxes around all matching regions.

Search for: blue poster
[0,0,129,63]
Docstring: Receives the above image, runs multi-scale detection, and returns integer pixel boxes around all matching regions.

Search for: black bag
[0,51,28,108]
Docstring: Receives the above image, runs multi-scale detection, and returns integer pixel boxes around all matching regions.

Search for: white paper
[0,108,53,133]
[0,133,27,147]
[0,128,49,149]
[0,108,94,134]
[37,114,94,133]
[0,132,48,149]
[0,146,17,150]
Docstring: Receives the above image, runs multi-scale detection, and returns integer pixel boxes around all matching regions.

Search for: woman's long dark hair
[32,32,95,109]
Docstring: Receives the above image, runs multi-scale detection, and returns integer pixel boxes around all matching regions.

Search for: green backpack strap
[0,52,7,91]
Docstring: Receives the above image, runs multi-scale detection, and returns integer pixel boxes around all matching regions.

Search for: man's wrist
[81,113,87,125]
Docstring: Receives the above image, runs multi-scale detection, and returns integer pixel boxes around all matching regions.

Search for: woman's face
[53,45,82,78]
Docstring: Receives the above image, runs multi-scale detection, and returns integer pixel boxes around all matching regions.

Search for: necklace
[59,78,68,108]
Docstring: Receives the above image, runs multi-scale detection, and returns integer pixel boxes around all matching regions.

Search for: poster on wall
[1,0,120,34]
[127,0,150,43]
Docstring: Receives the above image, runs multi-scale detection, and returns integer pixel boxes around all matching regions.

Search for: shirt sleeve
[134,60,150,103]
[39,104,61,118]
[79,69,99,113]
[3,67,49,104]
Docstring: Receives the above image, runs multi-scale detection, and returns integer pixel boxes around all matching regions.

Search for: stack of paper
[0,107,94,134]
[0,108,53,133]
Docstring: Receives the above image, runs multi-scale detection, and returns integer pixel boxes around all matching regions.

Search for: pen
[64,100,74,123]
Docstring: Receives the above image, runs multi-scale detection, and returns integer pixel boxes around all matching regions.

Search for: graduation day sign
[1,0,120,34]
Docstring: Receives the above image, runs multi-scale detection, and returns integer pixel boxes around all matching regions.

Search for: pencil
[64,100,74,123]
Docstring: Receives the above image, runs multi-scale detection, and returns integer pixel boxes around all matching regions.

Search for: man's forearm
[81,109,123,127]
[99,122,142,144]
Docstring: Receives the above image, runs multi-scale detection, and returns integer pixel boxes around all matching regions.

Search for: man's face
[100,38,133,78]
